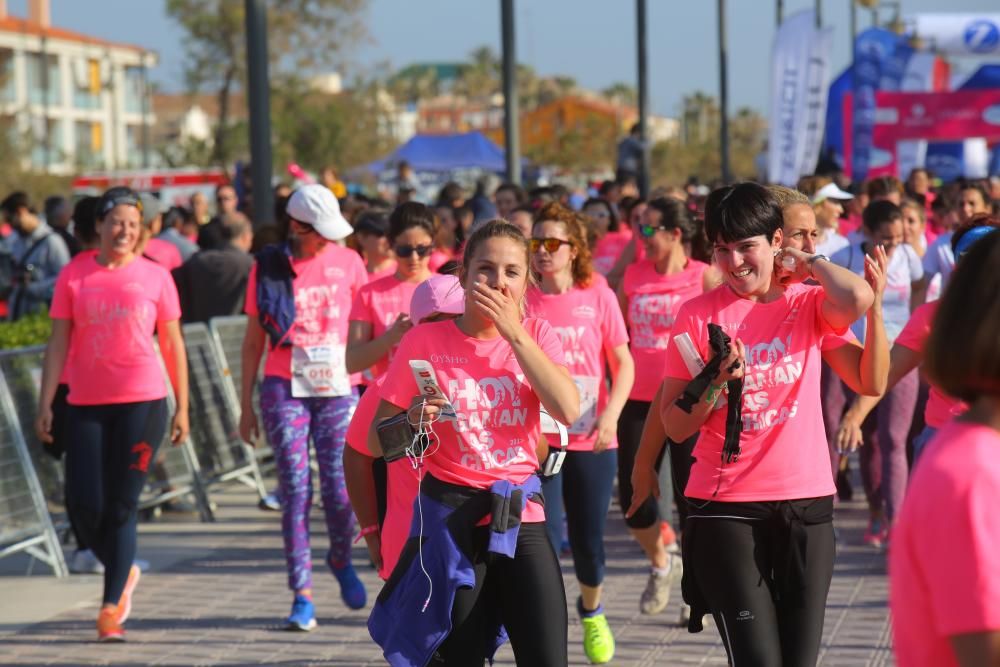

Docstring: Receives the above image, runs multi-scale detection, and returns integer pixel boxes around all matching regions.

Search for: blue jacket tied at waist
[369,473,544,667]
[254,243,296,348]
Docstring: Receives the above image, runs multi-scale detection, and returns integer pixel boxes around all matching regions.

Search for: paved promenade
[1,484,893,666]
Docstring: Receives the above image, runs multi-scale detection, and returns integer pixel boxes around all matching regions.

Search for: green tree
[602,81,637,108]
[651,94,766,186]
[165,0,369,167]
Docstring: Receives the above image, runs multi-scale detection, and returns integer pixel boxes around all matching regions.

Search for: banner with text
[768,11,833,185]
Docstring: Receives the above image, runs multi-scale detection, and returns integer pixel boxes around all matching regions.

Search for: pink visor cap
[410,274,465,323]
[286,184,353,241]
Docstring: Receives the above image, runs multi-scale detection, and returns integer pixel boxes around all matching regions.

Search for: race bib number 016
[291,344,351,398]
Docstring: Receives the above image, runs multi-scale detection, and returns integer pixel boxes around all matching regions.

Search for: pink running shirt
[379,318,566,523]
[525,282,629,451]
[661,283,843,501]
[368,261,398,282]
[349,274,420,381]
[50,255,181,406]
[345,376,419,580]
[894,300,967,428]
[245,244,368,381]
[890,420,1000,667]
[143,237,183,271]
[57,250,97,386]
[623,258,709,402]
[592,229,632,276]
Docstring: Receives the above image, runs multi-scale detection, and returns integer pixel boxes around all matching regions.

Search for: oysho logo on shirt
[122,281,145,293]
[572,305,596,319]
[324,267,345,279]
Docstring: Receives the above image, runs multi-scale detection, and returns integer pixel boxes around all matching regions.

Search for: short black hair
[862,200,903,232]
[704,182,782,244]
[389,201,436,243]
[1,191,32,219]
[44,195,67,220]
[354,208,390,237]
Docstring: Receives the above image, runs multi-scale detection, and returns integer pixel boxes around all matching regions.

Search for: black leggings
[432,522,568,666]
[688,506,835,666]
[65,399,167,605]
[617,398,697,530]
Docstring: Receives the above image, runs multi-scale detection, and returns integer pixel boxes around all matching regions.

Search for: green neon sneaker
[579,599,615,664]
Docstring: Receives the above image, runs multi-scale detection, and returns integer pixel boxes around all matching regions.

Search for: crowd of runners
[12,167,1000,665]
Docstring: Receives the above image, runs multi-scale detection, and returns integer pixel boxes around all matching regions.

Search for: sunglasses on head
[101,196,143,216]
[529,237,572,253]
[394,244,433,258]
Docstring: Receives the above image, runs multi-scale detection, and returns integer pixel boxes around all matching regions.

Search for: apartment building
[0,0,157,174]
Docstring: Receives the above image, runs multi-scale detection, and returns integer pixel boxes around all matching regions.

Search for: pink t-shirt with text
[144,238,183,271]
[349,274,419,381]
[890,421,1000,667]
[661,283,842,501]
[245,244,368,381]
[623,258,709,401]
[345,375,419,580]
[893,300,967,428]
[525,281,629,451]
[50,255,181,406]
[379,318,567,523]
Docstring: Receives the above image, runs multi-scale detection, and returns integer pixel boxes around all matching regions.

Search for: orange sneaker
[116,565,141,625]
[97,607,124,642]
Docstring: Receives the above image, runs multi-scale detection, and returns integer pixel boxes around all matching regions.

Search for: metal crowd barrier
[208,316,274,465]
[0,371,67,576]
[182,322,266,498]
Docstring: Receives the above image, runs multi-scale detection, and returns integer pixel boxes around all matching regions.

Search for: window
[125,124,145,167]
[75,120,102,168]
[73,58,101,110]
[30,117,63,168]
[124,66,145,114]
[26,52,61,106]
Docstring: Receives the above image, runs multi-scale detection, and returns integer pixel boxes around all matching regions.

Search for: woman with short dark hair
[632,182,873,665]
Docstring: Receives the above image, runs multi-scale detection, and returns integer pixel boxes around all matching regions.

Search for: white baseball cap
[811,182,854,205]
[286,184,352,241]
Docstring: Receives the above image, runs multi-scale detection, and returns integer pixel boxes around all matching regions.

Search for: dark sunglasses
[529,237,572,253]
[394,244,433,258]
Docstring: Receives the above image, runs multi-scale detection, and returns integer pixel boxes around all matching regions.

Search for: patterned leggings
[259,377,359,592]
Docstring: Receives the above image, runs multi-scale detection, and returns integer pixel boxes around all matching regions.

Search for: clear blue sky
[12,0,1000,117]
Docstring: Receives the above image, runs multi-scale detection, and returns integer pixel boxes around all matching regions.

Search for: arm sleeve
[48,265,73,319]
[599,286,630,355]
[820,327,858,351]
[349,286,374,323]
[530,318,566,367]
[378,330,420,410]
[812,284,850,338]
[244,263,259,316]
[922,244,941,277]
[895,303,931,352]
[156,268,182,322]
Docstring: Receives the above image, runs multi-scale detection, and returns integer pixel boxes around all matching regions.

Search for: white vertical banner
[768,11,833,185]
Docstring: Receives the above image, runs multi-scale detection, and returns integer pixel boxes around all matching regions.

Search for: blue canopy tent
[366,132,511,174]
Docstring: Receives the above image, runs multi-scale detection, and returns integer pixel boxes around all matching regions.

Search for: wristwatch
[806,254,830,275]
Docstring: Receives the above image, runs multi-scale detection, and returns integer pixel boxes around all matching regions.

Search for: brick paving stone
[2,482,894,665]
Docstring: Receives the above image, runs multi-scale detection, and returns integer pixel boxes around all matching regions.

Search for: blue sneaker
[328,553,366,610]
[286,594,316,631]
